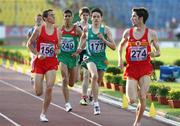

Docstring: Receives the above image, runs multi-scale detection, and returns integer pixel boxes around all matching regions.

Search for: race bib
[61,37,75,52]
[40,43,55,57]
[130,46,147,61]
[89,39,105,53]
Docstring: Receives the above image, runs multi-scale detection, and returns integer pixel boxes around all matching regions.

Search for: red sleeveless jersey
[125,28,151,65]
[32,25,59,74]
[36,25,58,59]
[124,27,153,80]
[61,25,78,36]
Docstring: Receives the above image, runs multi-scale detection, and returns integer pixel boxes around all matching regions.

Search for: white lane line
[0,80,102,126]
[0,112,21,126]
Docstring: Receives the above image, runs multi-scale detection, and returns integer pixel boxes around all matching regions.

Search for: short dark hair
[37,14,42,17]
[91,8,103,17]
[63,9,72,16]
[42,9,53,21]
[79,7,90,16]
[132,7,149,24]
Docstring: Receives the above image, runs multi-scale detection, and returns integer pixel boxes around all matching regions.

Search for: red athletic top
[124,27,153,80]
[125,27,151,65]
[61,25,78,36]
[36,25,58,59]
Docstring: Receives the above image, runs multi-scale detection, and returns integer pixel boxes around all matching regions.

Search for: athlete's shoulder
[104,25,111,34]
[148,28,156,33]
[74,21,81,26]
[57,26,62,32]
[123,28,131,38]
[148,28,157,37]
[104,25,110,30]
[27,27,35,35]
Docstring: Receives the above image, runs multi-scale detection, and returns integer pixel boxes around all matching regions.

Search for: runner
[74,8,116,115]
[27,9,60,122]
[75,7,92,106]
[27,13,43,85]
[118,7,160,126]
[57,9,82,112]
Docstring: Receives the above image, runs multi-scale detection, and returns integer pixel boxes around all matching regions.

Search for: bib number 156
[40,43,55,57]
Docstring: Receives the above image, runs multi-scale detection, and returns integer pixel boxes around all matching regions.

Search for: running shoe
[40,114,48,122]
[65,102,72,112]
[93,102,100,115]
[88,95,93,104]
[80,96,88,105]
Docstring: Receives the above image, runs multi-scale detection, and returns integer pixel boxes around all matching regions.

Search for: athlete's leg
[30,53,35,85]
[80,68,90,105]
[60,62,69,103]
[69,66,77,87]
[133,75,151,126]
[82,68,90,96]
[34,73,44,96]
[87,62,98,102]
[41,70,56,115]
[98,71,104,86]
[75,65,80,82]
[87,62,101,115]
[126,77,138,104]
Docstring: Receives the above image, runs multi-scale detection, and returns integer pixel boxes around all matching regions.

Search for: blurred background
[0,0,180,46]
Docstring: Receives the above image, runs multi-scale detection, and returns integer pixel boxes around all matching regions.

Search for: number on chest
[130,46,147,61]
[40,43,55,57]
[61,37,75,52]
[89,40,105,53]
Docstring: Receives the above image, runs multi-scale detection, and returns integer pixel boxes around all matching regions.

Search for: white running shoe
[93,102,100,115]
[65,102,72,112]
[40,114,48,122]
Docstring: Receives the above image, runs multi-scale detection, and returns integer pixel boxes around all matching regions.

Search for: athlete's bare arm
[71,26,83,57]
[77,26,87,50]
[80,26,88,49]
[27,27,39,55]
[118,28,130,69]
[98,26,116,50]
[27,31,31,40]
[55,27,61,55]
[75,25,83,37]
[27,26,45,60]
[71,27,87,57]
[148,29,160,57]
[26,26,38,47]
[26,31,32,47]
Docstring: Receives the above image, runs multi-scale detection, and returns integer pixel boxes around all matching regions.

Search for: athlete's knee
[139,93,147,101]
[46,85,53,92]
[83,73,89,80]
[62,83,68,88]
[98,79,103,86]
[128,99,136,104]
[35,90,43,96]
[62,77,69,85]
[126,95,136,104]
[91,73,98,82]
[139,97,146,104]
[83,70,89,77]
[69,77,75,87]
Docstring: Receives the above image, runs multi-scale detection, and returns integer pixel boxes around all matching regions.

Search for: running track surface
[0,66,172,126]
